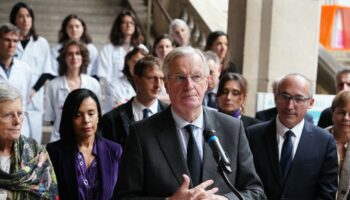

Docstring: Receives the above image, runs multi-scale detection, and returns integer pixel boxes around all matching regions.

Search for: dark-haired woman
[216,73,260,129]
[105,47,147,111]
[205,31,240,75]
[152,34,175,63]
[10,2,54,143]
[51,14,98,76]
[97,10,148,86]
[47,88,122,199]
[45,40,101,142]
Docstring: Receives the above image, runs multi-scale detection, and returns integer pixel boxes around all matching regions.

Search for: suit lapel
[265,120,283,187]
[156,108,188,185]
[120,100,135,137]
[285,122,314,186]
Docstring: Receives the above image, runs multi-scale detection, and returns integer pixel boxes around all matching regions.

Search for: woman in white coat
[10,2,54,143]
[105,47,147,111]
[51,14,98,76]
[45,40,101,142]
[97,10,147,106]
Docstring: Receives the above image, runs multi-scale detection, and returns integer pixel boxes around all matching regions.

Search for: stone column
[228,0,321,115]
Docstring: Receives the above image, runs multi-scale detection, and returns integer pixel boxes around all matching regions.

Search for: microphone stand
[214,153,245,200]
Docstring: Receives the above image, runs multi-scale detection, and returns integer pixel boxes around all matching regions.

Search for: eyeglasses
[144,76,164,83]
[0,111,26,122]
[167,74,206,84]
[277,92,311,105]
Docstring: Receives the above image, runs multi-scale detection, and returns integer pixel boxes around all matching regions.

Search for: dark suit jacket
[100,98,168,147]
[255,107,314,124]
[46,136,122,200]
[115,107,266,200]
[241,115,261,129]
[317,107,332,128]
[247,120,338,200]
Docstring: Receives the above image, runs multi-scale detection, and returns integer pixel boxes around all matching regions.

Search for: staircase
[0,0,125,144]
[0,0,124,50]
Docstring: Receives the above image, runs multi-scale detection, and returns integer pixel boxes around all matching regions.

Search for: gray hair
[169,19,190,37]
[278,73,314,97]
[204,51,220,69]
[0,83,22,102]
[0,23,19,38]
[163,46,209,78]
[272,76,283,94]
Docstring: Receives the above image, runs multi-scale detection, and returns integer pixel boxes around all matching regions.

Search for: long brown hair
[58,40,90,76]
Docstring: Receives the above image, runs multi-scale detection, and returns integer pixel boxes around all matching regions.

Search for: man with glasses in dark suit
[247,73,338,199]
[100,55,168,147]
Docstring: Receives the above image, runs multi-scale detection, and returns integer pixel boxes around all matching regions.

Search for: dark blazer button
[341,190,346,194]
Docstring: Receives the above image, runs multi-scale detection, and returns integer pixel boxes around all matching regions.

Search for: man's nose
[184,76,194,88]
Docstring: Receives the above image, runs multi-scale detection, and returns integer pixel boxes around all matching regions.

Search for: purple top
[230,109,241,118]
[75,143,101,200]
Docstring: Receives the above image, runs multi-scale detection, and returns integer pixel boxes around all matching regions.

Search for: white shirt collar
[171,107,204,129]
[171,107,204,160]
[276,115,305,159]
[276,115,304,138]
[132,98,159,121]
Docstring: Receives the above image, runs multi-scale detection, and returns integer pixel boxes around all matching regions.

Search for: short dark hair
[109,10,144,46]
[59,89,102,142]
[134,55,161,77]
[336,68,350,84]
[58,40,89,76]
[122,47,148,77]
[9,2,38,41]
[58,14,92,44]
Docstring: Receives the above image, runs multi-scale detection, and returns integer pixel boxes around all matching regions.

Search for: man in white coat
[0,23,33,136]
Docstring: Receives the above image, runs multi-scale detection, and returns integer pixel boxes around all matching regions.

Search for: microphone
[203,129,245,200]
[203,129,231,173]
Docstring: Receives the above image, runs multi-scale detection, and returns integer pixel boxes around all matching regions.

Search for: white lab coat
[96,43,147,112]
[15,36,54,143]
[44,74,101,142]
[105,74,136,112]
[0,58,33,137]
[51,43,98,76]
[97,43,148,81]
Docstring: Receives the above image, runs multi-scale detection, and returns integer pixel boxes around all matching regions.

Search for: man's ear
[308,98,315,109]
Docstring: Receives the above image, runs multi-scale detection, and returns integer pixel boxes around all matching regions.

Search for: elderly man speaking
[115,46,265,200]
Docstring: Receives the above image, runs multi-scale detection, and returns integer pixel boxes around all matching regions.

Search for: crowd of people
[0,2,349,200]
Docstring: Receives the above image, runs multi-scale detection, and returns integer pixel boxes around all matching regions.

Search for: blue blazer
[47,136,122,200]
[247,119,338,200]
